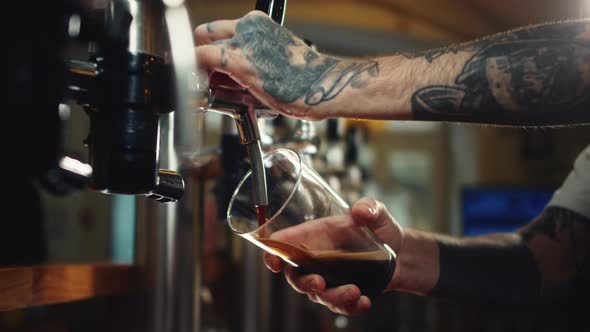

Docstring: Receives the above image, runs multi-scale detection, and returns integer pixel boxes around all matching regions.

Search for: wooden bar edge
[0,263,135,311]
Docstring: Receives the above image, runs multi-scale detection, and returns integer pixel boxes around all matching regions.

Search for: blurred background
[3,0,590,331]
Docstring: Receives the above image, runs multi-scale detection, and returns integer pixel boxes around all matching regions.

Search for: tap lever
[40,157,93,196]
[255,0,287,25]
[203,0,288,210]
[145,170,185,203]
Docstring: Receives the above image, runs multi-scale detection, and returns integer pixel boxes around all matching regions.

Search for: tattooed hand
[195,11,379,120]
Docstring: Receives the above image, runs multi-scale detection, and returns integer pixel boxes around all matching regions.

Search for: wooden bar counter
[0,263,135,311]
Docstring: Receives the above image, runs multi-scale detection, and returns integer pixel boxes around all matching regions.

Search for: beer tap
[63,0,192,203]
[205,74,271,210]
[203,0,288,211]
[62,0,288,209]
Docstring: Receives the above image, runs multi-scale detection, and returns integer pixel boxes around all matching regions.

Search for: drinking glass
[227,148,396,298]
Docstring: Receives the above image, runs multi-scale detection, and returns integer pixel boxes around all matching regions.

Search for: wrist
[387,228,439,295]
[369,55,414,120]
[313,55,413,121]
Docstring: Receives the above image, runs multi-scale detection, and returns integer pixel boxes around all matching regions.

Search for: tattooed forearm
[519,207,590,301]
[228,14,379,106]
[410,20,590,125]
[402,39,492,63]
[305,60,379,105]
[401,22,581,63]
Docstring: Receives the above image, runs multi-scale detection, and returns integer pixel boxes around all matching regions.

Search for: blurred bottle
[322,119,346,197]
[342,125,369,204]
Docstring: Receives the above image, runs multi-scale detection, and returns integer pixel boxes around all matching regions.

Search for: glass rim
[226,148,303,235]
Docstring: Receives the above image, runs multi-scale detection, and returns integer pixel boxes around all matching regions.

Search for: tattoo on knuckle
[220,48,228,68]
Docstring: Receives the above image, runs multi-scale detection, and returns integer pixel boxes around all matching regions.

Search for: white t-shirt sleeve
[547,145,590,219]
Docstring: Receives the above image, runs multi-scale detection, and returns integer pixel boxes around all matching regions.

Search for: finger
[263,252,283,273]
[195,45,224,70]
[284,266,325,294]
[351,197,390,230]
[307,293,321,303]
[194,19,239,45]
[195,45,254,78]
[315,284,361,307]
[351,197,378,223]
[330,296,372,316]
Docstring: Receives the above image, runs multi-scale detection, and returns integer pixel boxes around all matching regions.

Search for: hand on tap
[194,11,379,121]
[198,12,590,126]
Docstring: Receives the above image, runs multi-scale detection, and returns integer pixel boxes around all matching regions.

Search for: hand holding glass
[227,149,396,298]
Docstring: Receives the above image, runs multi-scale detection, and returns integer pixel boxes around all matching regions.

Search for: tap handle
[145,170,185,203]
[39,157,93,196]
[255,0,287,25]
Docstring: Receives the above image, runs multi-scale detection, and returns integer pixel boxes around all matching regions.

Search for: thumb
[350,197,391,231]
[350,197,404,254]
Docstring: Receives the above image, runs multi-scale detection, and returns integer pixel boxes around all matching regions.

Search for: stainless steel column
[130,0,205,332]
